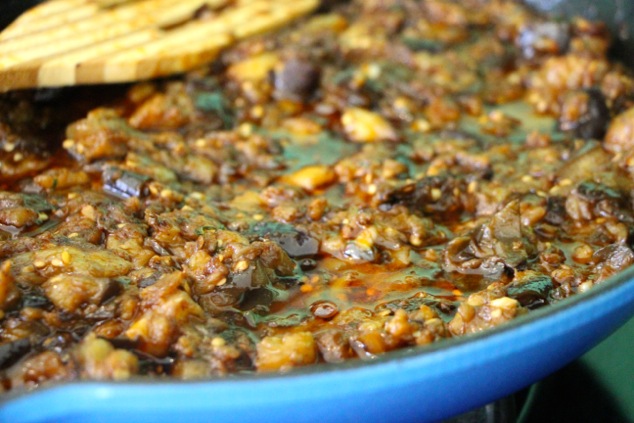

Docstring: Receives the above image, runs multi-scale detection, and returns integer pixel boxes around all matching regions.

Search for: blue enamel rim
[2,265,633,423]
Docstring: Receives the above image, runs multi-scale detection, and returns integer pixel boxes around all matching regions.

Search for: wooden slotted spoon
[0,0,319,92]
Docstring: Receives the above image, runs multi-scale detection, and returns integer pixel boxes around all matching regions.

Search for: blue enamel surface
[2,267,633,423]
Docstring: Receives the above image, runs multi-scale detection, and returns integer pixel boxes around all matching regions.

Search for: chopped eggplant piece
[250,222,319,258]
[103,167,150,199]
[0,339,31,371]
[518,21,570,59]
[559,89,610,140]
[385,176,467,218]
[544,196,567,226]
[273,59,321,102]
[443,201,534,278]
[507,271,553,309]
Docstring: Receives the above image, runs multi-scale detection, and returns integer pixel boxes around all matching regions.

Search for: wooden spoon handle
[0,0,318,91]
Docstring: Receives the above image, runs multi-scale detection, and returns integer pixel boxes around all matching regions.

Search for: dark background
[520,317,634,422]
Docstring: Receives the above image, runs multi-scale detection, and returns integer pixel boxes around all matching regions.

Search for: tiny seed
[299,258,317,271]
[572,244,593,264]
[234,260,249,272]
[211,337,226,347]
[310,300,339,320]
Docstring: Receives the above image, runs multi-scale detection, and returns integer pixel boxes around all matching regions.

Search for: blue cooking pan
[1,265,634,423]
[1,1,634,422]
